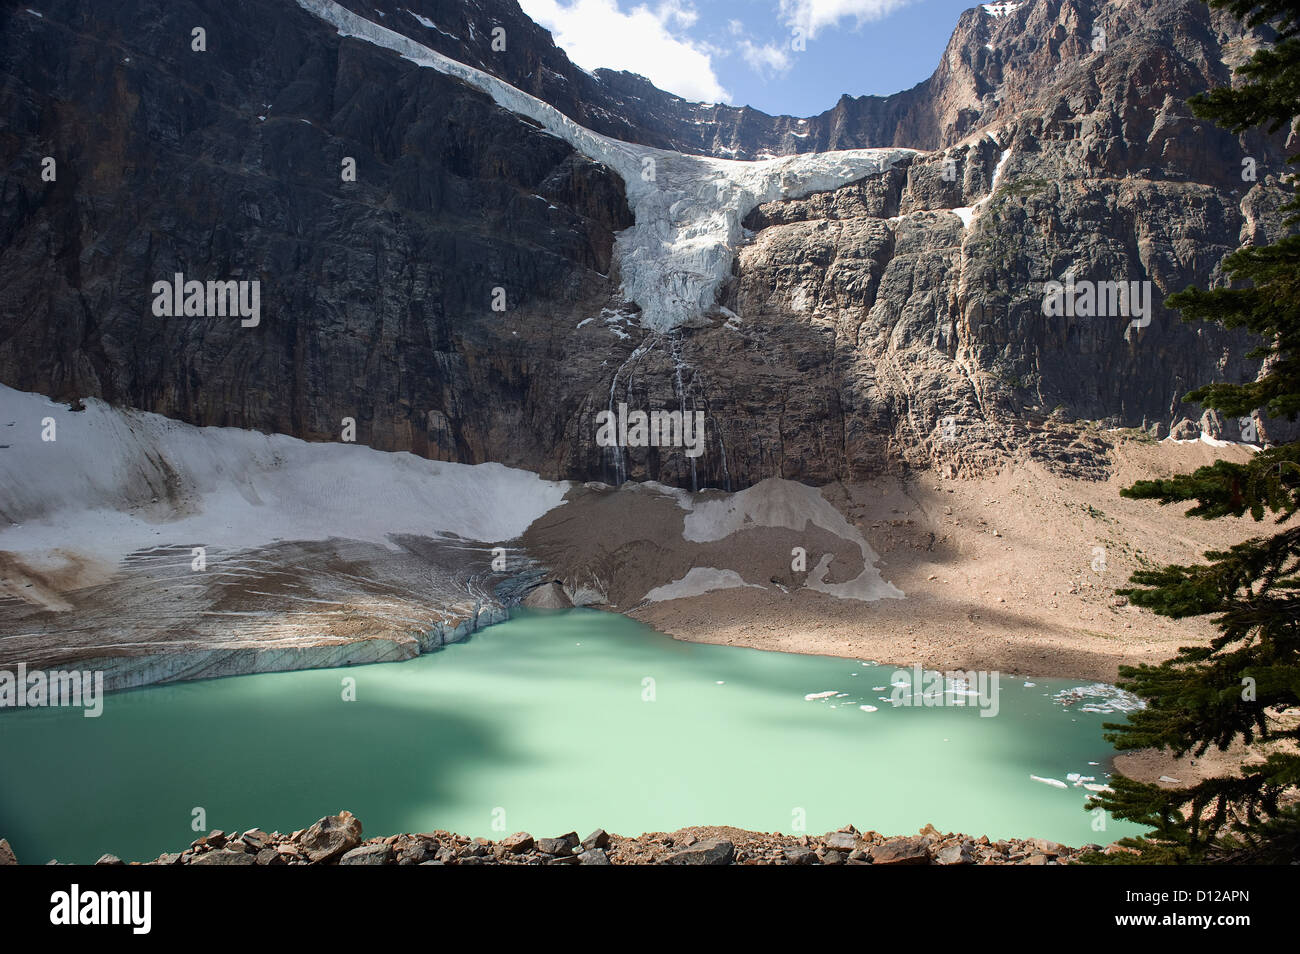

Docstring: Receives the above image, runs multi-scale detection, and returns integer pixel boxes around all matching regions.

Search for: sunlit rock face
[0,0,1292,489]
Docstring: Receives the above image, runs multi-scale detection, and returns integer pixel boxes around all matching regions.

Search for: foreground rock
[297,811,363,863]
[23,813,1141,866]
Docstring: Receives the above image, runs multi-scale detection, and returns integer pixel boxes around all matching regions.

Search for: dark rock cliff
[0,0,1293,488]
[0,0,630,462]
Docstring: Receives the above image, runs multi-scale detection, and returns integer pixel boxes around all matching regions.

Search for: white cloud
[725,17,793,77]
[779,0,913,40]
[736,37,792,76]
[519,0,731,103]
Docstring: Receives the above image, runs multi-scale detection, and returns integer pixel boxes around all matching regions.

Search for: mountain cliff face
[0,0,1293,489]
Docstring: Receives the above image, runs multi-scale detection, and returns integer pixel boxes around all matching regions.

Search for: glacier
[295,0,916,332]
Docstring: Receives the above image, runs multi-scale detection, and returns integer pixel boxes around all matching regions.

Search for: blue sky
[517,0,983,116]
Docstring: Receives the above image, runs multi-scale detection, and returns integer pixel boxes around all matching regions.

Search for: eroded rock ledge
[17,811,1141,866]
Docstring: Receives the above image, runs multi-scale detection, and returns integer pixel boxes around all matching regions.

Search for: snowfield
[0,384,571,567]
[296,0,916,332]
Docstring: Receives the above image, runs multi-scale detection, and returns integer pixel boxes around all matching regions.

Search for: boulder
[502,832,535,853]
[578,848,611,865]
[340,844,394,865]
[824,831,857,851]
[582,829,610,850]
[536,832,580,855]
[401,841,436,864]
[190,849,257,866]
[665,839,734,865]
[298,811,363,863]
[0,839,16,865]
[935,844,972,865]
[1032,839,1062,857]
[870,837,931,865]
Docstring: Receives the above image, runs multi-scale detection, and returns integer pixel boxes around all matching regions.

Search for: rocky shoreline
[2,812,1140,866]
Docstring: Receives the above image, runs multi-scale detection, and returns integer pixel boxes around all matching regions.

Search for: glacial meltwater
[0,609,1148,862]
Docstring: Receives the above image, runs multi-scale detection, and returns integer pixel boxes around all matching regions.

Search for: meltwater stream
[0,609,1147,863]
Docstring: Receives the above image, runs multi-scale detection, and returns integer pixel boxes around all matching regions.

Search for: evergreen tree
[1084,0,1300,864]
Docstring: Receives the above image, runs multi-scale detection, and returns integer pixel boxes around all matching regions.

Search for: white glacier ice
[295,0,916,332]
[0,384,571,568]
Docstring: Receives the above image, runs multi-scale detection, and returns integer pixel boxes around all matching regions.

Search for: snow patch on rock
[680,478,903,601]
[643,567,761,602]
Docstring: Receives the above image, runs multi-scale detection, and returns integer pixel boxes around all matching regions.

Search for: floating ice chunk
[860,705,878,712]
[1030,775,1068,789]
[804,690,838,701]
[1053,683,1146,713]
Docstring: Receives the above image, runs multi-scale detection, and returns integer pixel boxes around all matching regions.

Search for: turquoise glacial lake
[0,609,1148,863]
